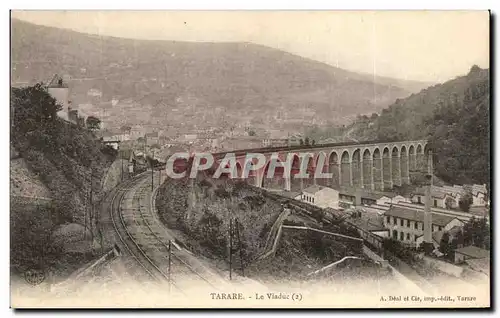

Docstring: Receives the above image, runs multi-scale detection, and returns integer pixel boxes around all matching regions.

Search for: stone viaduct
[195,139,430,192]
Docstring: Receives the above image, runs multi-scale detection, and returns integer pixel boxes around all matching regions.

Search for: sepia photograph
[9,10,491,308]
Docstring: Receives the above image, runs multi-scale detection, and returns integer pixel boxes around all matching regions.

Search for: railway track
[110,172,221,295]
[110,174,172,285]
[133,186,218,291]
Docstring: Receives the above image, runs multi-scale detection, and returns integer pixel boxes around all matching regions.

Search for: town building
[262,138,289,148]
[376,194,410,206]
[130,125,145,139]
[103,139,120,150]
[326,207,389,250]
[298,185,340,209]
[287,133,303,146]
[470,184,488,206]
[146,132,159,146]
[335,186,409,208]
[415,225,463,250]
[411,188,455,209]
[47,74,71,121]
[87,88,103,98]
[383,206,464,247]
[412,184,488,209]
[346,212,389,250]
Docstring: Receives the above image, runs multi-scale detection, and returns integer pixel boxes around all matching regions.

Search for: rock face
[101,159,130,194]
[156,178,283,261]
[10,156,52,199]
[51,223,94,253]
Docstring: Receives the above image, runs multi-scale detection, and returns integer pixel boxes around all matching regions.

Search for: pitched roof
[338,186,388,201]
[46,74,68,88]
[303,185,324,194]
[454,246,490,259]
[412,188,450,199]
[384,206,457,227]
[281,191,301,199]
[347,213,386,232]
[432,226,462,244]
[433,192,448,199]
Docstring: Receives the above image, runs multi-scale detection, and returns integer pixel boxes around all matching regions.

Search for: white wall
[444,218,464,231]
[376,196,392,206]
[48,87,69,119]
[472,192,486,206]
[315,188,339,209]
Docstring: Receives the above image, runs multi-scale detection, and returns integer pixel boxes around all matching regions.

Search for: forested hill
[352,65,490,187]
[11,19,430,128]
[10,84,118,276]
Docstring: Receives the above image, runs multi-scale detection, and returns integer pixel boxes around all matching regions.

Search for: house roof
[338,186,390,201]
[412,188,449,199]
[454,246,490,259]
[384,206,457,226]
[383,193,404,199]
[432,226,462,244]
[281,191,301,199]
[46,74,68,88]
[347,213,386,232]
[103,136,122,143]
[414,184,487,199]
[303,185,324,194]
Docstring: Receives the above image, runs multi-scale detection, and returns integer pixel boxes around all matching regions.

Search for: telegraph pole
[229,218,233,280]
[168,240,172,293]
[121,153,124,182]
[90,164,94,242]
[151,149,155,192]
[236,219,245,276]
[84,166,92,240]
[423,150,434,255]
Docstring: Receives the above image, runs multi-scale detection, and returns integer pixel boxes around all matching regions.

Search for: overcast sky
[12,11,489,83]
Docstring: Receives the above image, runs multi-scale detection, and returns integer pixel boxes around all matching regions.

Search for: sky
[11,11,490,83]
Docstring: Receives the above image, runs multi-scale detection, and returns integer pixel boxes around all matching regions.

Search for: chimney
[423,150,434,255]
[355,188,362,206]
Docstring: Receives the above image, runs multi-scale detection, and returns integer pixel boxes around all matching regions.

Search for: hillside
[10,83,118,278]
[351,66,490,187]
[11,19,431,131]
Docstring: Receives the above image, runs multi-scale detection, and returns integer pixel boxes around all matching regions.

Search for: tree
[469,64,481,74]
[445,197,454,210]
[299,139,304,146]
[86,116,101,131]
[448,238,458,261]
[12,83,62,133]
[248,130,256,136]
[352,68,490,188]
[120,125,132,134]
[311,139,316,146]
[459,192,473,212]
[439,231,450,254]
[304,137,310,146]
[463,217,490,249]
[455,229,464,248]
